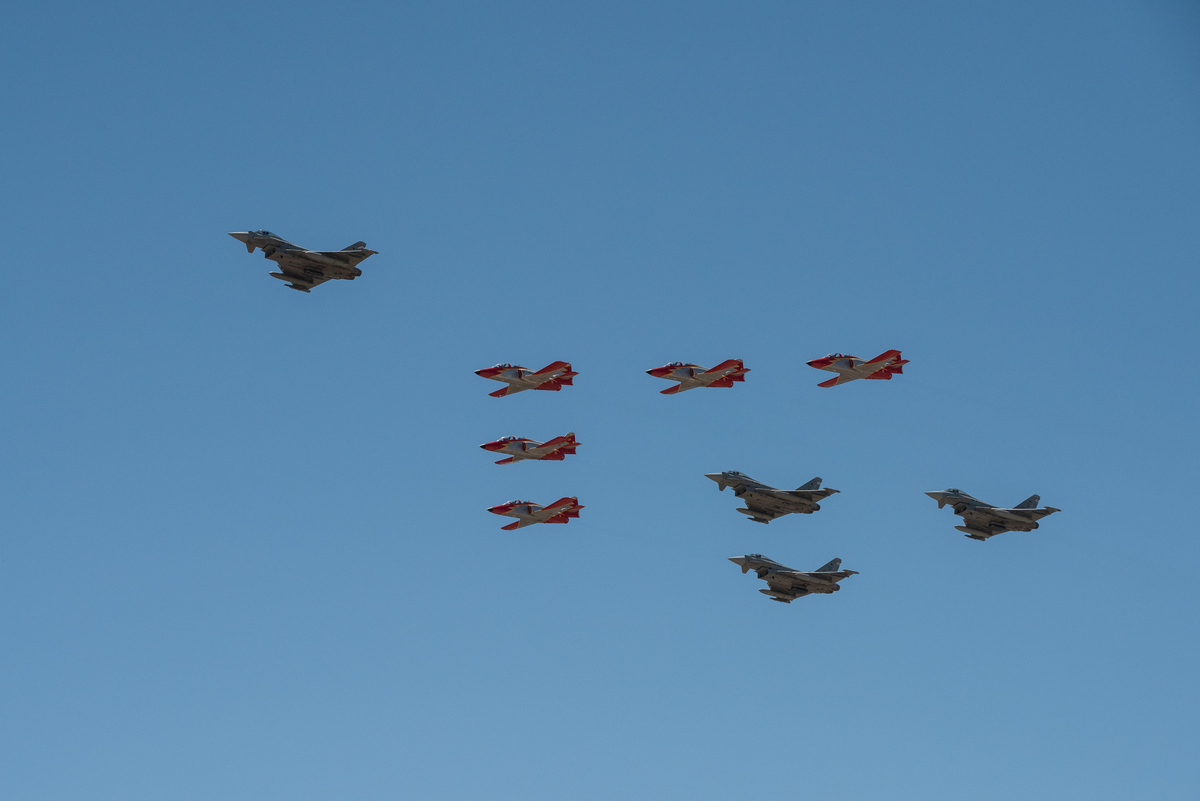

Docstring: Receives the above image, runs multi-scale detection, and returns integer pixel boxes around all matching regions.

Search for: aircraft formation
[230,232,1063,606]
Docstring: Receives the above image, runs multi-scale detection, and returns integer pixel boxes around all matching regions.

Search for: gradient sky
[2,1,1199,798]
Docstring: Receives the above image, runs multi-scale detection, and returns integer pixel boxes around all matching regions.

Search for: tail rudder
[1014,494,1041,509]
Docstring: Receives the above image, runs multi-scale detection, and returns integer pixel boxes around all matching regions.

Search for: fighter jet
[229,230,377,293]
[486,497,584,530]
[479,433,580,465]
[728,553,858,604]
[705,471,839,524]
[925,488,1061,541]
[646,359,750,395]
[806,350,908,387]
[475,362,578,397]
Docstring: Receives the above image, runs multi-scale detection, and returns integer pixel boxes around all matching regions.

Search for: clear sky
[2,1,1198,798]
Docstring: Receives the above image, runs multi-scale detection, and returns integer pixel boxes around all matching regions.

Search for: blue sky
[2,1,1198,798]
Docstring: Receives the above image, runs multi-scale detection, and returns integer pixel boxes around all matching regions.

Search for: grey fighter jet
[229,230,377,293]
[925,488,1061,541]
[728,553,858,603]
[705,471,839,524]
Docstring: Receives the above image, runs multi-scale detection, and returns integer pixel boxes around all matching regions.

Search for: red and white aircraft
[646,359,750,395]
[480,432,580,465]
[474,361,578,397]
[806,350,908,387]
[487,497,584,530]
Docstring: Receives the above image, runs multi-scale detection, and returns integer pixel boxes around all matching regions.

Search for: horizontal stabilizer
[865,369,893,380]
[708,377,735,388]
[797,477,822,491]
[1014,494,1041,509]
[532,382,562,391]
[814,558,842,573]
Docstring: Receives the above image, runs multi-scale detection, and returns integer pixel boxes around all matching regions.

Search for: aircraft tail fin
[703,358,742,375]
[866,349,902,365]
[814,558,842,573]
[342,241,367,251]
[796,477,822,491]
[535,360,571,375]
[1014,494,1041,509]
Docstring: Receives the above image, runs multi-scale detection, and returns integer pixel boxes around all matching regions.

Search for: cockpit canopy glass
[946,488,962,494]
[747,553,764,559]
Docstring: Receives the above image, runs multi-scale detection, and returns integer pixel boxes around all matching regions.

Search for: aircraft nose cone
[925,491,942,499]
[228,232,250,242]
[480,442,502,452]
[727,556,746,565]
[704,473,724,483]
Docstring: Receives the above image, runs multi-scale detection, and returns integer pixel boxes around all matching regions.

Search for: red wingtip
[488,386,510,398]
[817,376,840,388]
[660,384,682,395]
[500,521,521,531]
[494,457,516,465]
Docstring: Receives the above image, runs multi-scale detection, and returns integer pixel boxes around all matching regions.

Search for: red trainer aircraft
[646,359,750,395]
[486,497,584,530]
[806,350,908,387]
[480,433,580,465]
[474,361,578,397]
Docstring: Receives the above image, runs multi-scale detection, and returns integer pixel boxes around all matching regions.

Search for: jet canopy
[945,488,963,494]
[252,229,276,236]
[746,553,765,560]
